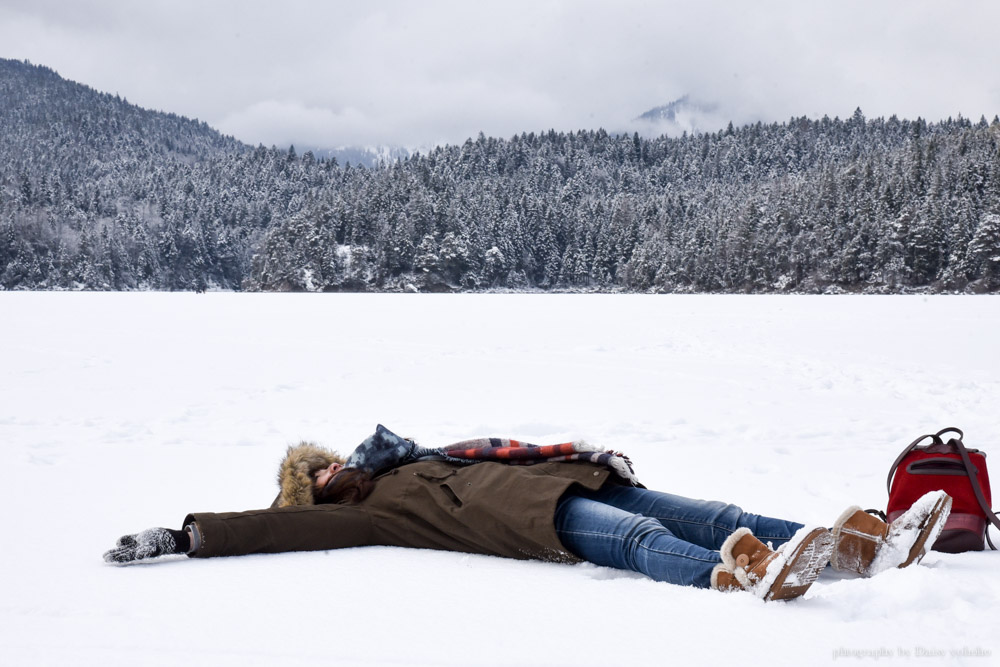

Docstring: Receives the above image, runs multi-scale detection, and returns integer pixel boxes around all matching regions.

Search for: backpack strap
[865,508,887,521]
[934,426,965,442]
[886,431,946,495]
[945,431,1000,550]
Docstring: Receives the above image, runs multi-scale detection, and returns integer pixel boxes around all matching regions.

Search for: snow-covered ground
[1,293,998,666]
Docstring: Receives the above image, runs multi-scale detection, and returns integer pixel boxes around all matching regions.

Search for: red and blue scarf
[345,425,641,486]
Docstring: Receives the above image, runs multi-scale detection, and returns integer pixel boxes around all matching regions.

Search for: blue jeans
[554,485,804,588]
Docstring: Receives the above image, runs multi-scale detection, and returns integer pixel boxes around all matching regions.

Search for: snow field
[1,293,998,666]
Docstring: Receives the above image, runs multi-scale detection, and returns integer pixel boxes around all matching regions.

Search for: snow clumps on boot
[712,526,833,601]
[831,490,952,577]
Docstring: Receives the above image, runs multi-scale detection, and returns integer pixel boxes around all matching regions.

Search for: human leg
[554,493,722,588]
[577,484,804,551]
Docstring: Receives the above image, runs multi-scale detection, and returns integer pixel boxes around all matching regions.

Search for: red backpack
[884,427,999,552]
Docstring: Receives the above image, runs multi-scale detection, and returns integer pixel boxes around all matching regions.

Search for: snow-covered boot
[831,490,952,576]
[712,526,833,601]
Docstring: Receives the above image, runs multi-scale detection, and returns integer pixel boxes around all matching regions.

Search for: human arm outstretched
[104,503,374,562]
[184,503,373,557]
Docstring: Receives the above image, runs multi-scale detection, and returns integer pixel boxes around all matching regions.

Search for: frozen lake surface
[1,293,998,665]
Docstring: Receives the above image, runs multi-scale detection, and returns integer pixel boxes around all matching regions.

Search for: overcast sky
[2,0,998,150]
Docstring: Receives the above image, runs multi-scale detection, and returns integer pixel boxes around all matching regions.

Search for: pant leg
[554,494,721,588]
[578,484,804,551]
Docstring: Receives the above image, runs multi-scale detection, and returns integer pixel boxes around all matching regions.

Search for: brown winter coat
[184,460,613,562]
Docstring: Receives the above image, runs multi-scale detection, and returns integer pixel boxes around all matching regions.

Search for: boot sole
[900,493,953,568]
[765,527,834,601]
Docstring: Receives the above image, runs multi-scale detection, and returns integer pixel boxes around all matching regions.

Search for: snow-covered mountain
[635,95,718,123]
[629,94,732,137]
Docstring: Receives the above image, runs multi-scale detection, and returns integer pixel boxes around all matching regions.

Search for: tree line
[2,59,999,293]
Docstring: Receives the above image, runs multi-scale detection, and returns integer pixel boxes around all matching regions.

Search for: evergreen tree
[968,213,1000,286]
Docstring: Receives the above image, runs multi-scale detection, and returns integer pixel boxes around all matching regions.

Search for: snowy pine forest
[2,58,1000,294]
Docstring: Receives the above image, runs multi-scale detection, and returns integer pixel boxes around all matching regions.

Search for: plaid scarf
[345,425,640,486]
[435,437,640,486]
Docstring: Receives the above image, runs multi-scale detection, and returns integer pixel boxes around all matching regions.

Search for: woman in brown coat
[104,430,953,602]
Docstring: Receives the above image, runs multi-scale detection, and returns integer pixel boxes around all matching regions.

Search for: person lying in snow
[104,425,952,601]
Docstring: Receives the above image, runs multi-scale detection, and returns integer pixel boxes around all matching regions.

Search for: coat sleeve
[183,503,374,558]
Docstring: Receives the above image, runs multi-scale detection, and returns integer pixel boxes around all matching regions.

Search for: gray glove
[103,527,189,563]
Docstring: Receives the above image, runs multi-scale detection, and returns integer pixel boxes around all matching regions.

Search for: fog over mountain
[629,96,731,138]
[303,96,731,170]
[3,2,998,149]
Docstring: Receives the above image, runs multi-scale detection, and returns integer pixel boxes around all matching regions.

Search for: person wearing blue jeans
[103,431,954,603]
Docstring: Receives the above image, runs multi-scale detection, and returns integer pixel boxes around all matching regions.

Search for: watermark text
[831,646,992,660]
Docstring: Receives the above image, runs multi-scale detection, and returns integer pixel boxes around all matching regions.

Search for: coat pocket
[439,483,464,507]
[413,469,457,483]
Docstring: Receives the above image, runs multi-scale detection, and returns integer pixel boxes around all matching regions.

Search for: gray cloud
[2,0,998,149]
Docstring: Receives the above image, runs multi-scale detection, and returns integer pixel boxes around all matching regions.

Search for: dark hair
[314,467,375,505]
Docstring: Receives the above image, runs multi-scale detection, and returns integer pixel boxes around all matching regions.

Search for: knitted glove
[103,527,190,563]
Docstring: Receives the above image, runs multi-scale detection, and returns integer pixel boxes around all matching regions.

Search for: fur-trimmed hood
[271,442,346,508]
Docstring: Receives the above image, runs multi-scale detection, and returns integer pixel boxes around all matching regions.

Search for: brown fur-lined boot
[831,490,952,576]
[712,526,833,601]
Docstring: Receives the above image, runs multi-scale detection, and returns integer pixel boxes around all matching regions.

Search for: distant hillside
[2,59,999,293]
[0,58,243,161]
[0,58,334,290]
